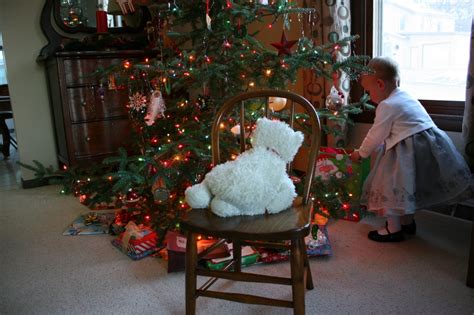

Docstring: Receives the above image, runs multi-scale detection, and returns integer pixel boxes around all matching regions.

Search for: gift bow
[121,221,147,248]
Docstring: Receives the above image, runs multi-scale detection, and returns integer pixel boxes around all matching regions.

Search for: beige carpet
[1,185,473,314]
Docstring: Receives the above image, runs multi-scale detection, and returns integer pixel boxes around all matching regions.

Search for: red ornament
[125,190,140,203]
[271,32,297,56]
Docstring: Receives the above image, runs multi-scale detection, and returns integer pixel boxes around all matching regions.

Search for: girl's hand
[350,150,362,163]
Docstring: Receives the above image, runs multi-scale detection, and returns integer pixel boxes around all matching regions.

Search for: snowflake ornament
[128,92,148,111]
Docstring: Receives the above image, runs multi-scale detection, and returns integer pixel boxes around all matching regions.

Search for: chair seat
[181,201,312,241]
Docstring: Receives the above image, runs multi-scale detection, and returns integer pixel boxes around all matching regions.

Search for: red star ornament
[271,31,298,56]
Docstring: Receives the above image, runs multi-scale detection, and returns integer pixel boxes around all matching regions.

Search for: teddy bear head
[251,118,304,163]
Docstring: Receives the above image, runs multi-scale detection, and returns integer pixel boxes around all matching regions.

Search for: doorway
[0,32,20,190]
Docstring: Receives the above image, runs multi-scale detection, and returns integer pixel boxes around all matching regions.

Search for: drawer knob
[81,101,87,107]
[85,136,91,142]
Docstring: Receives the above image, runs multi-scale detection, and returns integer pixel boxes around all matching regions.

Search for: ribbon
[121,221,148,248]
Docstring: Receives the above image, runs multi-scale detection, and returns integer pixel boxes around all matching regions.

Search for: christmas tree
[24,0,371,239]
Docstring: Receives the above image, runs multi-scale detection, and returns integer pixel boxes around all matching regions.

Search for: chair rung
[197,289,293,308]
[197,269,292,285]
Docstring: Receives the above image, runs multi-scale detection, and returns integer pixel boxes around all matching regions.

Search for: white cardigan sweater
[358,88,436,158]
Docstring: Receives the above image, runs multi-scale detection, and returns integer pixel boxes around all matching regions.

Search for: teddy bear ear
[293,130,305,148]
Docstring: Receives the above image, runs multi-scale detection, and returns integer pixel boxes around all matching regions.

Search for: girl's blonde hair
[368,57,400,84]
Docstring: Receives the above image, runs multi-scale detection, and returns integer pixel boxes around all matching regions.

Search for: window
[351,0,472,131]
[374,0,471,102]
[0,33,7,85]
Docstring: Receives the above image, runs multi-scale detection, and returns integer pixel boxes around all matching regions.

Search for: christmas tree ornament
[325,86,345,111]
[268,96,287,111]
[230,124,241,136]
[128,92,148,111]
[144,90,166,126]
[125,190,140,204]
[206,0,212,31]
[271,32,297,56]
[108,74,117,90]
[152,177,170,204]
[159,17,174,49]
[145,21,158,47]
[98,83,105,101]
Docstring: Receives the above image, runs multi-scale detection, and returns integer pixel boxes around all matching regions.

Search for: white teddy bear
[185,118,304,217]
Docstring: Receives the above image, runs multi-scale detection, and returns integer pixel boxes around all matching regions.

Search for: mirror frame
[53,0,150,34]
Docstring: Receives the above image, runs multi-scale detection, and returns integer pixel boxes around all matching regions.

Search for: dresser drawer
[67,86,130,122]
[63,57,124,86]
[71,119,132,157]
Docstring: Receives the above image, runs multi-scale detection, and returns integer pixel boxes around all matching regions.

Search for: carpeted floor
[0,185,473,315]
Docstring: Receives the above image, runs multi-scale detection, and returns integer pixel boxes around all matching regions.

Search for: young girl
[351,57,471,242]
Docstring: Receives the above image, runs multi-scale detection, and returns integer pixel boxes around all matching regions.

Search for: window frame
[350,0,465,131]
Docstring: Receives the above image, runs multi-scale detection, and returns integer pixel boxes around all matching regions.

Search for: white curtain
[462,18,474,171]
[303,0,351,147]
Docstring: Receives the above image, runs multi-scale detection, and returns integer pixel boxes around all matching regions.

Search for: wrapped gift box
[315,147,371,222]
[165,230,230,272]
[111,222,159,260]
[63,211,116,236]
[206,246,259,270]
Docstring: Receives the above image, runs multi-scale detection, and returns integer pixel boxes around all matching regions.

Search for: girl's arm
[358,103,394,158]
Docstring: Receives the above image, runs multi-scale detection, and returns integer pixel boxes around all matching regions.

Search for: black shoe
[401,220,416,235]
[368,225,405,243]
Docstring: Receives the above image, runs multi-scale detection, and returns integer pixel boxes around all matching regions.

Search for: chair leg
[232,239,242,272]
[185,232,198,315]
[290,237,305,315]
[10,135,17,150]
[303,239,314,290]
[0,118,11,157]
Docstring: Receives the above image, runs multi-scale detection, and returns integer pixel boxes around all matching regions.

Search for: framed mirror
[38,0,152,60]
[54,0,150,34]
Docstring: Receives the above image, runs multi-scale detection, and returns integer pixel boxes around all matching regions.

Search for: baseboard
[426,203,474,222]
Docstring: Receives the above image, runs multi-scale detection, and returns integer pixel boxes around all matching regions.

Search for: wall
[0,0,58,181]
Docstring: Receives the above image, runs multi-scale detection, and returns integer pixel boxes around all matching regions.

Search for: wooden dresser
[46,50,145,167]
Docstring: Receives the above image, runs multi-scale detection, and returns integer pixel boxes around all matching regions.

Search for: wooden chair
[180,90,321,315]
